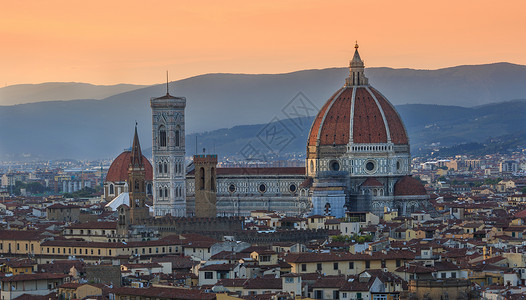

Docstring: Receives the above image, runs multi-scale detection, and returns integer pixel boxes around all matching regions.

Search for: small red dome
[394,176,427,196]
[308,86,408,147]
[106,151,153,182]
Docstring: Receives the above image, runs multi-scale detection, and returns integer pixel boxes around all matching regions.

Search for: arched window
[109,184,114,195]
[158,163,163,174]
[135,180,139,192]
[159,125,167,147]
[147,183,152,195]
[211,167,216,192]
[175,128,180,147]
[164,163,168,174]
[200,167,205,190]
[164,188,169,198]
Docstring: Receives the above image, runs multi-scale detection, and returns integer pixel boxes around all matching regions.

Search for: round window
[258,184,267,193]
[289,184,297,193]
[365,161,375,171]
[228,184,236,193]
[330,160,340,171]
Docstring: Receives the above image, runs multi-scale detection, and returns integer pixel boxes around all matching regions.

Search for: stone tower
[193,154,217,218]
[128,125,150,223]
[151,83,186,217]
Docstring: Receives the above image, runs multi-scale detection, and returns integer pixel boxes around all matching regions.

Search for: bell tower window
[175,128,180,147]
[159,125,167,147]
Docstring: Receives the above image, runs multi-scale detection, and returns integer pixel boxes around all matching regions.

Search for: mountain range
[0,82,147,106]
[1,62,525,160]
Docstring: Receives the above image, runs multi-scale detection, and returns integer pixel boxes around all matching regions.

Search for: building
[103,44,428,219]
[0,273,68,300]
[151,84,187,217]
[103,149,153,202]
[306,43,427,217]
[46,203,81,222]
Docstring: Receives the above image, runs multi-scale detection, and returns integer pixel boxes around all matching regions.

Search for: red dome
[394,176,427,196]
[106,151,153,182]
[308,86,408,147]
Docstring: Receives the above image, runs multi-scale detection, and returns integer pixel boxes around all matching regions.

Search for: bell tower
[128,125,149,224]
[193,154,217,218]
[151,78,186,217]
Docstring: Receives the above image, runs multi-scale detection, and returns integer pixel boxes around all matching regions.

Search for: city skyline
[1,0,526,85]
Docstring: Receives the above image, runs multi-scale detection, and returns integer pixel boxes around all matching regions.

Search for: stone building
[150,85,187,217]
[305,43,428,217]
[193,154,218,218]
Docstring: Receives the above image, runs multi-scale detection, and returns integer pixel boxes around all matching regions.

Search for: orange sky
[1,0,525,85]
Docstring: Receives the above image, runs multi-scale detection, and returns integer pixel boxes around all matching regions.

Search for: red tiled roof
[111,286,215,300]
[2,273,68,282]
[199,263,237,271]
[308,86,408,147]
[66,221,117,230]
[0,230,44,241]
[361,178,384,187]
[394,176,427,196]
[106,151,152,182]
[284,250,415,263]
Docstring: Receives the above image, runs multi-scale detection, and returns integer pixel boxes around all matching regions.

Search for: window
[441,273,446,279]
[314,290,323,299]
[204,272,213,279]
[285,277,294,283]
[333,262,339,270]
[260,255,271,262]
[317,263,322,271]
[159,126,167,147]
[301,264,307,272]
[381,260,386,268]
[396,259,401,267]
[175,129,180,147]
[451,272,456,278]
[365,261,370,269]
[349,262,354,269]
[333,291,339,299]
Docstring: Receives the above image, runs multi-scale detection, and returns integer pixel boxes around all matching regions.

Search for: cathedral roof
[360,178,384,187]
[106,151,153,182]
[308,45,408,147]
[394,176,427,196]
[187,167,305,176]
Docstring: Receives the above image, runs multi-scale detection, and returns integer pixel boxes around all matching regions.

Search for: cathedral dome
[394,175,427,196]
[307,44,408,148]
[106,151,153,182]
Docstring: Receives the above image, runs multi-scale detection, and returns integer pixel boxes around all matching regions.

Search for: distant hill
[1,62,526,160]
[0,82,147,106]
[182,100,526,160]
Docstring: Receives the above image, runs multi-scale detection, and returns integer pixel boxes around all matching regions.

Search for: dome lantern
[345,42,369,86]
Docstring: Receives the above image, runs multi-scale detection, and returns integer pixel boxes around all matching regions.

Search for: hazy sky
[2,0,525,85]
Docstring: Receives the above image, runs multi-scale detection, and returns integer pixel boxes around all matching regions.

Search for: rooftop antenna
[166,71,169,95]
